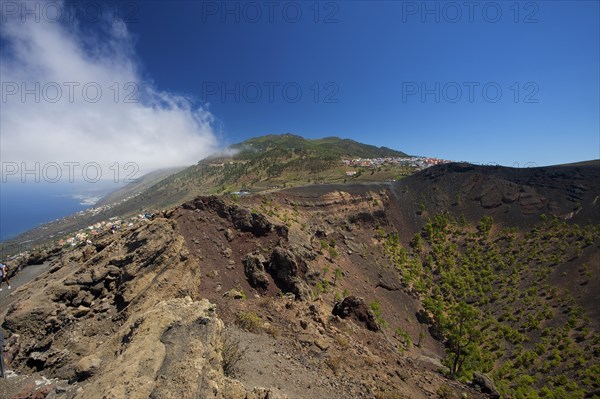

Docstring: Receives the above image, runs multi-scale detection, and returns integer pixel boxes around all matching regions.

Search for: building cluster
[343,156,451,170]
[4,211,155,267]
[57,214,150,248]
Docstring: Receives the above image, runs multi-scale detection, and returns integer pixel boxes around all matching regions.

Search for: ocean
[0,181,120,242]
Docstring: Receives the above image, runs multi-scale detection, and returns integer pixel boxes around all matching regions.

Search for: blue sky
[1,0,599,171]
[126,0,600,166]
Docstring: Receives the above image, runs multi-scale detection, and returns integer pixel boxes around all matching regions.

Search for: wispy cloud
[0,1,219,180]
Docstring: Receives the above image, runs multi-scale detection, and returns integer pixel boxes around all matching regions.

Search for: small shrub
[370,300,388,328]
[236,311,262,333]
[334,291,343,303]
[329,246,339,259]
[395,326,413,349]
[221,332,247,377]
[435,385,454,399]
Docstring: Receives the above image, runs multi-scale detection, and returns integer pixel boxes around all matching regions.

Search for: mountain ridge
[0,134,416,253]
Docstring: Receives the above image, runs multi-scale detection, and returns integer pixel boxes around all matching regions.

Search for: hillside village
[343,156,450,175]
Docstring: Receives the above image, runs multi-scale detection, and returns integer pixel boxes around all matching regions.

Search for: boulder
[72,306,91,318]
[229,205,272,236]
[268,247,311,300]
[472,372,500,399]
[184,196,229,218]
[89,282,106,296]
[91,267,110,283]
[71,290,94,307]
[332,296,380,331]
[229,206,254,232]
[250,212,272,236]
[74,355,101,381]
[51,285,80,303]
[243,254,270,290]
[223,289,245,300]
[105,265,121,275]
[76,272,94,286]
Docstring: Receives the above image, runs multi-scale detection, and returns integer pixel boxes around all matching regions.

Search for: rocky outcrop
[3,219,200,378]
[2,218,288,399]
[267,247,312,300]
[182,196,273,236]
[348,210,387,226]
[229,206,273,236]
[472,372,500,399]
[332,296,380,331]
[71,297,281,399]
[244,253,270,290]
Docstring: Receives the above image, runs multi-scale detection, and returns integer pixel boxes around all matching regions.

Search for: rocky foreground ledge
[1,217,287,399]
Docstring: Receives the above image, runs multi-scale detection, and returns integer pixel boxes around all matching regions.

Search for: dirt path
[0,262,53,319]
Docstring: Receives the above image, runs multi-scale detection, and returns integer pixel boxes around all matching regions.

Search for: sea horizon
[0,181,122,242]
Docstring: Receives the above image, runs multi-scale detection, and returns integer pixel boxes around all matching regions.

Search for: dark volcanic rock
[250,212,273,236]
[348,210,387,226]
[183,196,276,236]
[229,206,273,236]
[184,196,229,218]
[393,161,600,229]
[274,224,289,239]
[24,247,62,266]
[472,372,500,399]
[244,253,270,290]
[332,296,380,331]
[229,206,254,231]
[268,247,311,300]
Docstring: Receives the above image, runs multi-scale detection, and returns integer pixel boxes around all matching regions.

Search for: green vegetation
[381,212,600,397]
[370,300,389,329]
[229,134,407,160]
[445,302,482,377]
[333,267,343,286]
[236,311,263,333]
[221,331,247,377]
[313,266,334,298]
[395,326,413,353]
[320,240,340,260]
[334,291,343,302]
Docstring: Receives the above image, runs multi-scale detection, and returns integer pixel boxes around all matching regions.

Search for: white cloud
[0,2,219,181]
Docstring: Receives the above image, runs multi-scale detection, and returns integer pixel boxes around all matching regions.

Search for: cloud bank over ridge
[1,2,219,181]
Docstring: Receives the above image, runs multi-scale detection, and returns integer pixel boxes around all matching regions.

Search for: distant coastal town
[342,156,451,175]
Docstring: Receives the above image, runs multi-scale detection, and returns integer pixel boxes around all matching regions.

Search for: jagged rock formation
[1,219,287,398]
[332,296,380,332]
[267,247,312,300]
[243,253,270,291]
